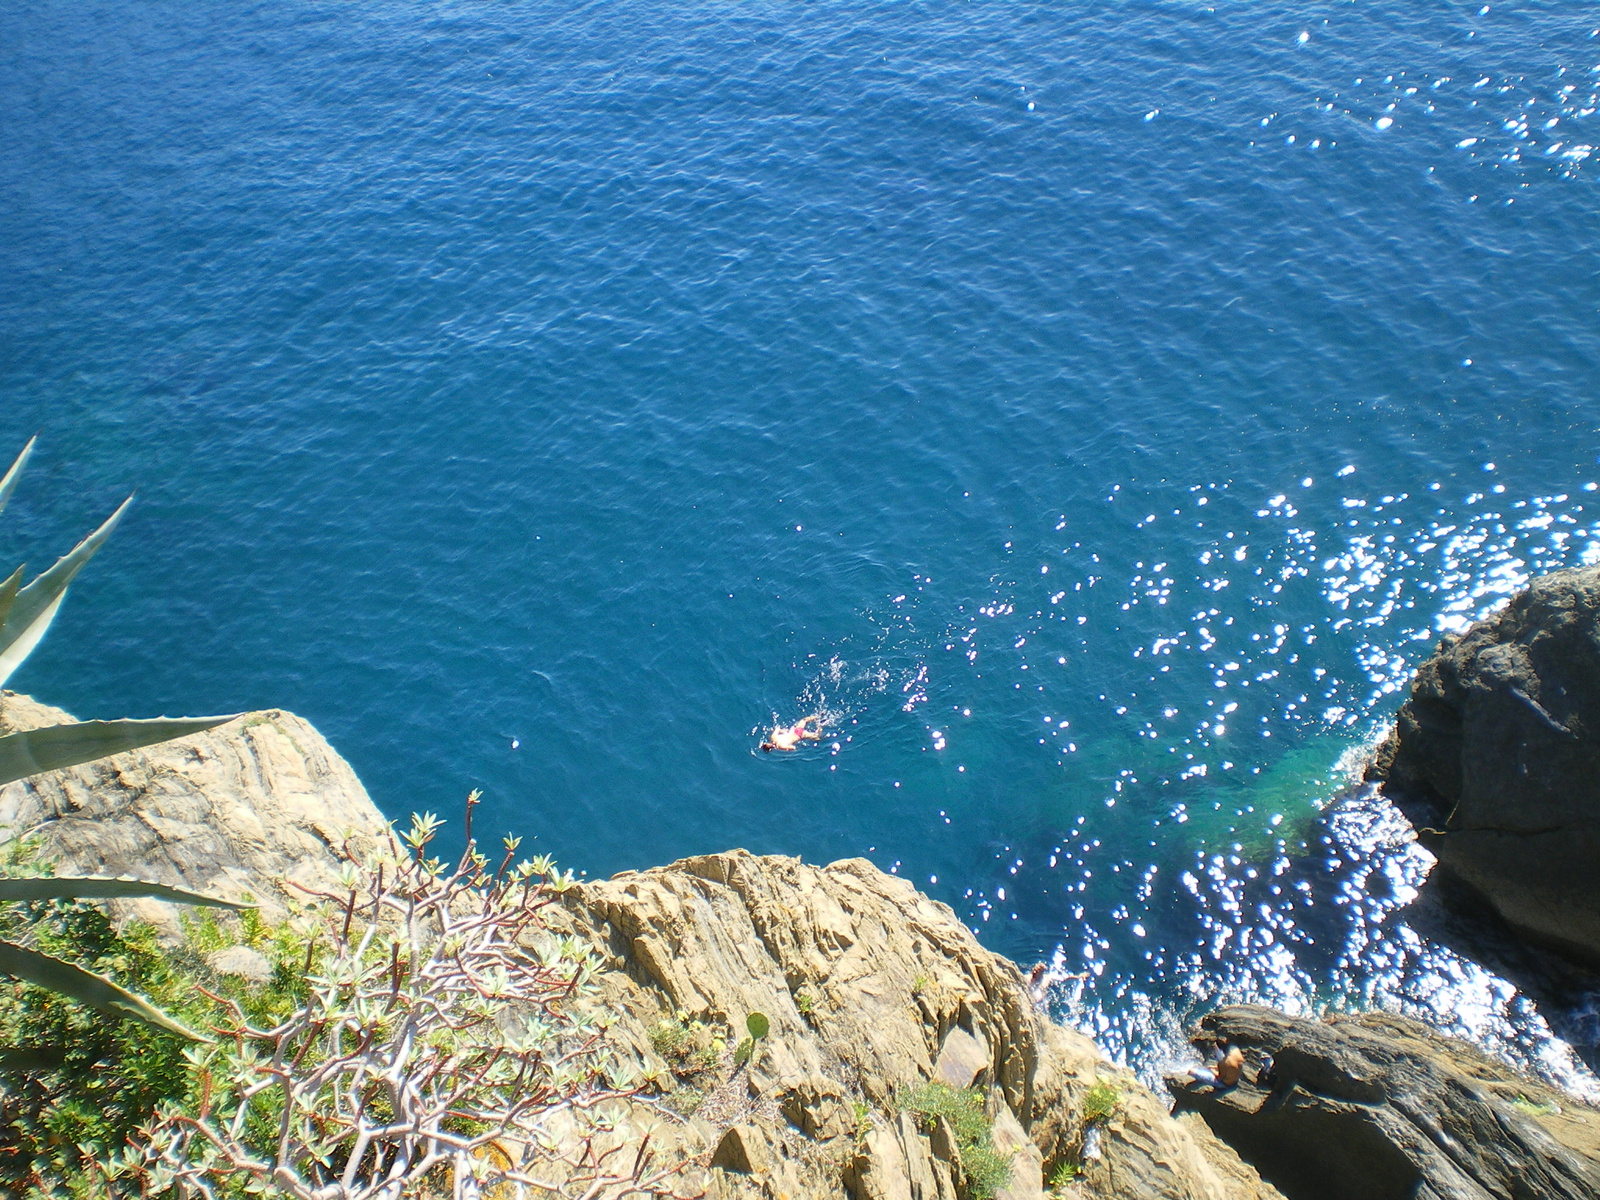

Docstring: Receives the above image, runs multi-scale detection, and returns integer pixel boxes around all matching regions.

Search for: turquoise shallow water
[4,1,1600,1086]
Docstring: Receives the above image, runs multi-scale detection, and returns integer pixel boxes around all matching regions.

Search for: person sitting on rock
[761,714,823,752]
[1187,1043,1245,1089]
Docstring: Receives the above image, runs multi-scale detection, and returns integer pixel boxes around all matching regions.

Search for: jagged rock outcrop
[1167,1005,1600,1200]
[0,691,395,932]
[550,851,1284,1200]
[1367,564,1600,970]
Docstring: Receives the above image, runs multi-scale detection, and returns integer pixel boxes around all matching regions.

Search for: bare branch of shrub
[112,800,694,1200]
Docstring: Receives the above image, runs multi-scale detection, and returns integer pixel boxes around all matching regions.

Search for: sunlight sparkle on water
[782,470,1600,1095]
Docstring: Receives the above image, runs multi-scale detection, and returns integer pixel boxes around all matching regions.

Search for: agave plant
[0,437,244,1040]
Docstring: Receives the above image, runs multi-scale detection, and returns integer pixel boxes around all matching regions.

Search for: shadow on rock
[1366,564,1600,973]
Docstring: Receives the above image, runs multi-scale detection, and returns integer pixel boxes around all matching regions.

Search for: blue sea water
[4,1,1600,1087]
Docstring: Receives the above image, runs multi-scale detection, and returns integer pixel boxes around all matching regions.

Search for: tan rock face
[555,850,1285,1200]
[0,691,396,933]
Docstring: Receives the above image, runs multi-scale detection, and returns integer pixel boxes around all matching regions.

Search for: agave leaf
[0,876,251,909]
[0,937,206,1040]
[0,495,132,688]
[0,565,22,631]
[0,437,36,521]
[0,715,239,789]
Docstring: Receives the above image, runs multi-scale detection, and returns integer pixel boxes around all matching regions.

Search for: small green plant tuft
[663,1083,707,1117]
[1082,1078,1121,1123]
[1048,1159,1081,1193]
[650,1011,724,1080]
[912,973,930,996]
[649,1018,692,1060]
[962,1143,1015,1200]
[796,988,816,1016]
[851,1100,874,1148]
[897,1081,1013,1200]
[1507,1094,1561,1117]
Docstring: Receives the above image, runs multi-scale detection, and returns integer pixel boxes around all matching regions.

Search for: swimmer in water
[761,714,823,752]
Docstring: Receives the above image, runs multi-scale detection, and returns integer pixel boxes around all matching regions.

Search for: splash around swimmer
[761,714,823,752]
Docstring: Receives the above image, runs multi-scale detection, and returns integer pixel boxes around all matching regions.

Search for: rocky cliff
[6,685,1594,1200]
[1367,564,1600,971]
[549,850,1284,1199]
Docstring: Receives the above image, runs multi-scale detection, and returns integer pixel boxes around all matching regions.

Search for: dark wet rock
[1367,564,1600,970]
[1167,1005,1600,1200]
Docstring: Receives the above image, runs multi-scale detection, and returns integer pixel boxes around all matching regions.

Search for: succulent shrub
[114,799,692,1200]
[0,439,235,780]
[733,1011,768,1066]
[0,850,287,1199]
[0,438,241,1036]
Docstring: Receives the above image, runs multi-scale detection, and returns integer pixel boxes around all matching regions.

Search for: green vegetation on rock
[0,841,305,1198]
[1082,1077,1121,1123]
[734,1010,769,1066]
[0,805,691,1198]
[1048,1159,1081,1192]
[650,1010,723,1079]
[897,1080,1013,1200]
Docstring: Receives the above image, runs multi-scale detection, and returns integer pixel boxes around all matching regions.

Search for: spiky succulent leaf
[0,437,35,520]
[0,877,250,908]
[0,937,206,1040]
[0,565,22,631]
[0,715,238,789]
[0,495,131,688]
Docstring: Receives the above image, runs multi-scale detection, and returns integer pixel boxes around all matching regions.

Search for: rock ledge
[1169,1005,1600,1200]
